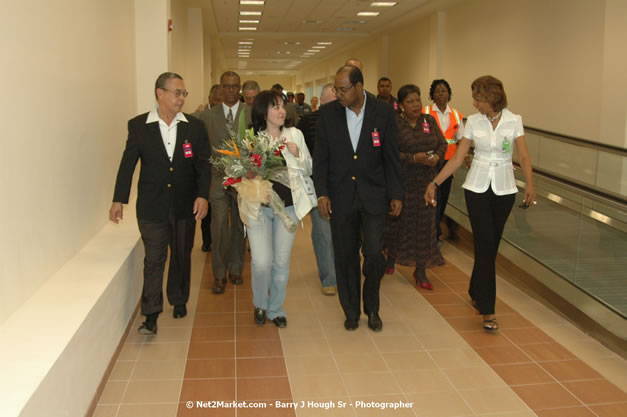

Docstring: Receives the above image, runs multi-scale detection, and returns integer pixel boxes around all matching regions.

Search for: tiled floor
[92,218,627,417]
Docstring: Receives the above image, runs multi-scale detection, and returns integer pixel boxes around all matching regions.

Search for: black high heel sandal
[482,318,499,331]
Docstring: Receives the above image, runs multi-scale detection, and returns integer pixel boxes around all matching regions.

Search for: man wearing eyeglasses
[313,65,403,333]
[110,72,211,335]
[193,71,251,294]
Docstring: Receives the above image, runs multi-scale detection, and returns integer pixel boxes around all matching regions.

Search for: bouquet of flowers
[211,125,297,233]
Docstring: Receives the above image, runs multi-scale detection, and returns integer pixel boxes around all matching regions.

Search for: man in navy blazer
[110,72,211,335]
[314,65,403,332]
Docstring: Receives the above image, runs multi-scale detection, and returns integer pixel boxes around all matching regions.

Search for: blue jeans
[247,205,298,320]
[309,208,337,287]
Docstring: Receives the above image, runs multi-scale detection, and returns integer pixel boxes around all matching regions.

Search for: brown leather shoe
[211,278,226,294]
[229,273,243,285]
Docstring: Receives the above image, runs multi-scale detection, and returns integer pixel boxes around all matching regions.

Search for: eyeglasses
[161,88,189,98]
[333,83,355,95]
[221,84,241,90]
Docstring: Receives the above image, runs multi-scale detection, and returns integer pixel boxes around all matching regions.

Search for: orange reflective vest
[423,105,462,160]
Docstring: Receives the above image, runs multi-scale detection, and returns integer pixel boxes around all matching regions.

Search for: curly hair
[471,75,507,112]
[428,79,452,101]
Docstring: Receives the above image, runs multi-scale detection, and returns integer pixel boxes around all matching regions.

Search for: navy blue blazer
[313,92,403,217]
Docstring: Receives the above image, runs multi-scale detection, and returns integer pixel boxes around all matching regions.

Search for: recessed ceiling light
[317,42,333,45]
[239,27,257,31]
[239,41,253,44]
[371,1,397,6]
[240,0,265,5]
[312,46,325,49]
[306,50,320,53]
[357,11,380,16]
[240,11,262,15]
[239,19,259,23]
[238,45,252,49]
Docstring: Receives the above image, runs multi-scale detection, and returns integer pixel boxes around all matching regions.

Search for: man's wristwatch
[432,180,440,188]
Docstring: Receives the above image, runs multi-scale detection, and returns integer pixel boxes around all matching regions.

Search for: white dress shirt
[431,104,463,140]
[146,108,188,162]
[222,101,240,121]
[346,92,367,152]
[462,108,524,195]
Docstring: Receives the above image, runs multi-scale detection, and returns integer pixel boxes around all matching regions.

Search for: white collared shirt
[346,92,367,152]
[431,104,463,140]
[222,101,240,122]
[462,108,524,195]
[147,108,188,161]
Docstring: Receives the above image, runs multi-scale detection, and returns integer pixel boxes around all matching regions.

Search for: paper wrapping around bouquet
[232,177,297,233]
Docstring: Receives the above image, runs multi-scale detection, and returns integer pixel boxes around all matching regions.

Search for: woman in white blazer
[247,90,315,328]
[425,76,536,331]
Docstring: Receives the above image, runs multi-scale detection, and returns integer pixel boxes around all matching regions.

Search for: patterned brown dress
[385,113,447,268]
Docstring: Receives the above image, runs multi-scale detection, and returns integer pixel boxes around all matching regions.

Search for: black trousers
[464,188,515,315]
[200,203,212,247]
[137,212,196,316]
[436,175,453,238]
[330,194,386,321]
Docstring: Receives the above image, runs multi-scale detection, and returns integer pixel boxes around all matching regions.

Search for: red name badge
[183,142,193,158]
[422,120,430,133]
[372,129,381,147]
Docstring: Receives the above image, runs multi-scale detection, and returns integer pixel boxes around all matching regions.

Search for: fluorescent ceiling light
[239,19,259,23]
[317,42,333,45]
[240,0,265,4]
[357,11,380,16]
[240,11,262,15]
[239,41,253,44]
[371,1,397,6]
[312,46,325,49]
[239,27,257,31]
[306,49,320,53]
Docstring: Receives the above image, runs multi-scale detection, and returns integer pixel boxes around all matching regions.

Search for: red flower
[274,144,285,156]
[223,177,242,186]
[251,153,263,167]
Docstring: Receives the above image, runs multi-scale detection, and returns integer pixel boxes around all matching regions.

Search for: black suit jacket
[313,92,403,217]
[113,112,211,221]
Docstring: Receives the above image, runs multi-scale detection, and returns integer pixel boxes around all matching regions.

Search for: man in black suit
[110,72,211,335]
[314,65,403,332]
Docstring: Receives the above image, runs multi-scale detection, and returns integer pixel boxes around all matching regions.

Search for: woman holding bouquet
[249,90,315,327]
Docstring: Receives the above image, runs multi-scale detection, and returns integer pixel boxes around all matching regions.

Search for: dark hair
[251,90,286,133]
[429,79,452,101]
[471,75,507,112]
[220,71,240,84]
[337,65,364,86]
[378,77,391,85]
[397,84,421,104]
[154,72,183,99]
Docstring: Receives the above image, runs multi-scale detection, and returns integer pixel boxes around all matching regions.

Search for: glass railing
[447,131,627,318]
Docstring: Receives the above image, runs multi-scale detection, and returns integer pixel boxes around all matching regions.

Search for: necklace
[487,111,502,122]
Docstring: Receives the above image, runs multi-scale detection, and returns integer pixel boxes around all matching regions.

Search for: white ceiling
[189,0,439,74]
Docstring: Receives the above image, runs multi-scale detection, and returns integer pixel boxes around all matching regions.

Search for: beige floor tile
[148,327,192,343]
[125,331,148,344]
[118,343,144,361]
[289,373,348,399]
[282,337,332,356]
[138,342,189,361]
[326,336,379,355]
[342,372,402,396]
[110,361,135,380]
[406,390,474,417]
[382,351,438,371]
[428,348,490,369]
[417,332,469,350]
[564,339,619,360]
[283,296,316,313]
[98,380,127,404]
[122,379,182,404]
[156,313,196,328]
[117,403,178,417]
[351,394,416,417]
[458,386,529,415]
[372,335,423,353]
[393,368,454,393]
[587,356,627,391]
[131,360,186,380]
[295,400,356,417]
[285,355,339,375]
[334,353,389,373]
[367,320,413,337]
[444,366,506,390]
[278,323,326,340]
[482,412,537,417]
[322,320,370,338]
[92,404,118,417]
[405,316,456,336]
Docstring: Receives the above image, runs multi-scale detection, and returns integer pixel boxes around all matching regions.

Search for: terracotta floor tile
[236,312,253,325]
[187,341,234,359]
[184,358,235,379]
[497,314,535,329]
[461,331,515,348]
[492,363,555,385]
[237,377,292,401]
[511,382,581,409]
[501,327,555,345]
[562,380,627,404]
[589,402,627,417]
[432,303,477,318]
[236,339,284,358]
[534,407,596,417]
[446,316,483,332]
[177,402,235,417]
[190,326,234,342]
[540,359,603,382]
[520,342,577,362]
[179,378,236,403]
[193,313,235,327]
[421,292,467,305]
[235,324,280,340]
[236,358,287,378]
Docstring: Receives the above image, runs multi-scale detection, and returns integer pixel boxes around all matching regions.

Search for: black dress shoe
[138,313,158,335]
[211,278,226,294]
[272,316,287,328]
[344,318,359,331]
[201,244,211,252]
[367,312,383,332]
[229,272,243,285]
[173,304,187,319]
[254,308,266,325]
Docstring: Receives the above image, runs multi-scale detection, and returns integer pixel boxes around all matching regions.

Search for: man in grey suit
[194,71,251,294]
